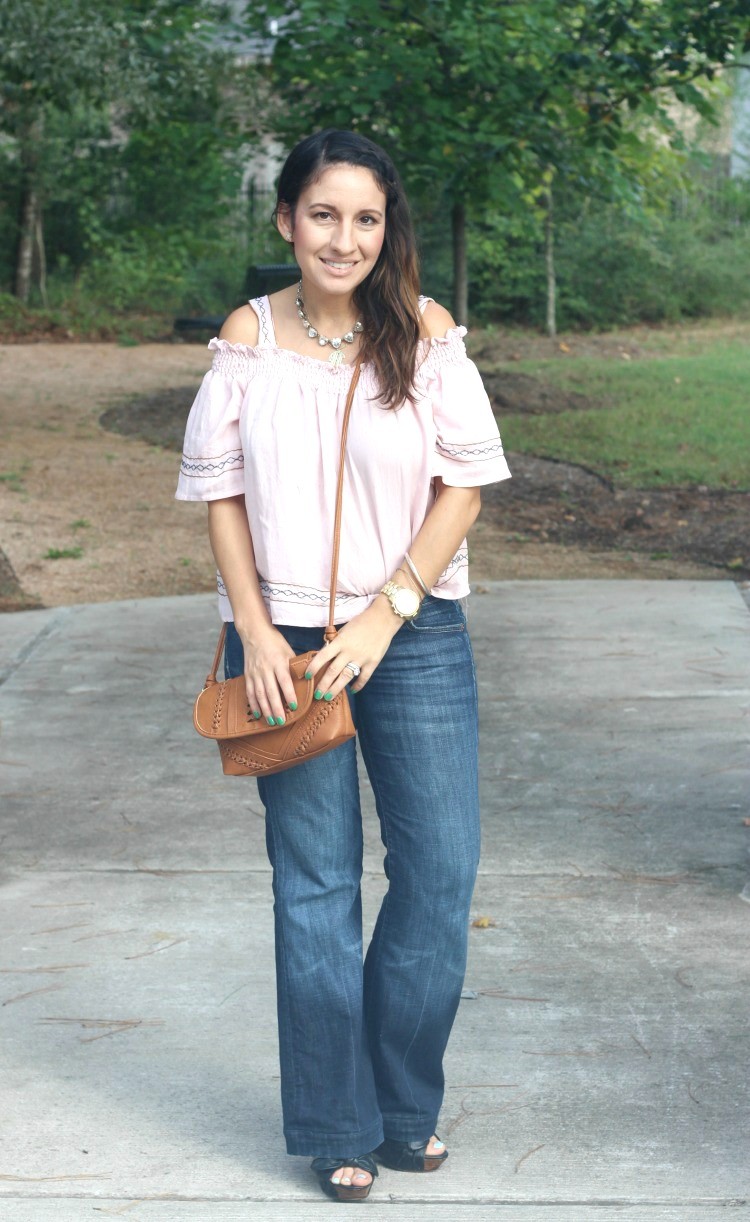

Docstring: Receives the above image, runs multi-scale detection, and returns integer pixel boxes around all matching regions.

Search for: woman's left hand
[305,599,403,697]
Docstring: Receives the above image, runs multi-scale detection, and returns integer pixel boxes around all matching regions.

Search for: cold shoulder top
[175,294,511,626]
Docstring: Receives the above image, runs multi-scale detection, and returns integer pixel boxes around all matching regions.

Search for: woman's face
[279,164,387,300]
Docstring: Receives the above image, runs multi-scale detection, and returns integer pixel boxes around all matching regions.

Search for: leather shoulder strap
[324,360,362,643]
[205,622,227,686]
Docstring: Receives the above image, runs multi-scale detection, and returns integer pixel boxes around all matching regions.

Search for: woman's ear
[276,206,294,244]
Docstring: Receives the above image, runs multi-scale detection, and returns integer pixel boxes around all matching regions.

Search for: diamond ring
[343,661,361,679]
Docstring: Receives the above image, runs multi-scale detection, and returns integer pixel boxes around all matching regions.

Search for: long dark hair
[274,129,422,410]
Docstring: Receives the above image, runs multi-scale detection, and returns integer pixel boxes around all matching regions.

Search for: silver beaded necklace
[295,281,363,367]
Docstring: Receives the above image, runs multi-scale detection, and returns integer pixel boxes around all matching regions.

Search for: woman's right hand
[239,623,298,726]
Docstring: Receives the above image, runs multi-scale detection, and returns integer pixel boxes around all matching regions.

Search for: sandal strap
[311,1154,378,1177]
[375,1136,447,1170]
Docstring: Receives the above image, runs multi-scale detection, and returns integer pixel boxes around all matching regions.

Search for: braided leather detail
[219,742,270,771]
[212,682,226,734]
[293,698,337,756]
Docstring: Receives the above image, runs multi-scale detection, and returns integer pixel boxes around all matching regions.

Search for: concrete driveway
[1,581,748,1220]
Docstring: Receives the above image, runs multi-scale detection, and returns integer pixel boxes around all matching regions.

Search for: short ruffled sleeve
[175,340,246,502]
[420,327,512,488]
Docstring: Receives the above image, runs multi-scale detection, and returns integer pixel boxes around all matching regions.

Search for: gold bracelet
[405,554,429,596]
[394,566,423,598]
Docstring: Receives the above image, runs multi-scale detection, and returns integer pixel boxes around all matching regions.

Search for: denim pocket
[406,594,467,632]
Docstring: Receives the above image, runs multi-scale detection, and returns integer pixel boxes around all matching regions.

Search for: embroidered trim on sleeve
[436,437,505,460]
[179,450,244,478]
[433,548,468,587]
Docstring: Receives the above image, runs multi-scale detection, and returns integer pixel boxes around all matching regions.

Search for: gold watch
[380,580,421,621]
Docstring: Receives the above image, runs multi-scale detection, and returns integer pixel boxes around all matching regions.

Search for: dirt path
[0,341,727,613]
[0,344,214,611]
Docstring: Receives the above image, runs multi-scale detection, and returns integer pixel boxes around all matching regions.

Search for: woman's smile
[320,257,359,274]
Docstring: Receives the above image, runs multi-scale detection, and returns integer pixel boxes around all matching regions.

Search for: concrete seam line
[0,606,71,688]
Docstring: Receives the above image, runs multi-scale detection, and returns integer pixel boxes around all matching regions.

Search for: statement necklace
[295,281,363,367]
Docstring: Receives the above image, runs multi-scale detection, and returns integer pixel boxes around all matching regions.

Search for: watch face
[394,588,420,617]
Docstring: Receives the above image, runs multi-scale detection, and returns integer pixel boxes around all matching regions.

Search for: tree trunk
[16,185,40,304]
[15,115,44,304]
[545,183,556,339]
[35,207,48,308]
[452,200,468,326]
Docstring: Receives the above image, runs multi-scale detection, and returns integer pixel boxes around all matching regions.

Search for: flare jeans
[224,593,480,1158]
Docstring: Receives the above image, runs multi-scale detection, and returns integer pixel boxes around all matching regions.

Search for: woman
[176,129,511,1202]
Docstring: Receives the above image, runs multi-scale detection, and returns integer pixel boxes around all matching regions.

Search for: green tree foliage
[462,157,750,329]
[241,0,750,321]
[0,0,244,303]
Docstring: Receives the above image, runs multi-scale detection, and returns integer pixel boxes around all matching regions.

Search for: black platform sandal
[374,1135,449,1172]
[310,1153,378,1202]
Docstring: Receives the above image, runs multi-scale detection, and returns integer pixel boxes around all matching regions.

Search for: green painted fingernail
[266,716,275,725]
[289,701,297,711]
[275,716,285,726]
[324,692,333,701]
[314,689,323,700]
[304,671,313,680]
[252,709,261,719]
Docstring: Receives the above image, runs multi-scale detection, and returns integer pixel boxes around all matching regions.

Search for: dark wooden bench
[244,261,300,298]
[173,263,300,336]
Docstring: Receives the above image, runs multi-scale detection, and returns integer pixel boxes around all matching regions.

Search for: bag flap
[194,651,317,739]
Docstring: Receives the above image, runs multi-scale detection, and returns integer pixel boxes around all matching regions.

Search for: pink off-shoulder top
[175,295,511,626]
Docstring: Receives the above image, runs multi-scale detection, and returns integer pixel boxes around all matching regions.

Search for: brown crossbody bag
[192,361,361,777]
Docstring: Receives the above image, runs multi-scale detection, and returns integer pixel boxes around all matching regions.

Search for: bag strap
[204,358,362,685]
[203,623,228,689]
[324,358,362,643]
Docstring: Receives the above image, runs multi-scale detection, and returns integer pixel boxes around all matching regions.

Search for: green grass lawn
[493,338,750,490]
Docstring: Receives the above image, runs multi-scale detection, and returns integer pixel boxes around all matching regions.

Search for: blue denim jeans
[224,594,480,1158]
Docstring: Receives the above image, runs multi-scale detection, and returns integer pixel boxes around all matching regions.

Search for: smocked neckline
[207,325,467,365]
